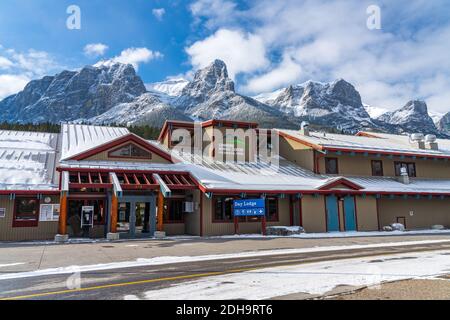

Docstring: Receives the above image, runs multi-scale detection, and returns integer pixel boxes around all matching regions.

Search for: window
[213,197,234,222]
[394,162,416,177]
[13,198,39,227]
[371,160,384,176]
[108,143,152,159]
[164,199,184,223]
[325,157,339,174]
[266,197,278,222]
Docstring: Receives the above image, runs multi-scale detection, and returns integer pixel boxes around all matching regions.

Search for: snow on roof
[61,124,129,160]
[0,130,59,190]
[277,129,450,157]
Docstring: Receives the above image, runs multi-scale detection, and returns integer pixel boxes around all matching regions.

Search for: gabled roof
[61,124,130,160]
[157,119,259,142]
[0,130,59,191]
[277,129,450,159]
[317,177,364,190]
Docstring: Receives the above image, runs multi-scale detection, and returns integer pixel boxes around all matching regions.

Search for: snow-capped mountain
[377,100,439,135]
[173,59,297,128]
[437,112,450,134]
[0,59,447,136]
[0,63,146,123]
[255,79,376,132]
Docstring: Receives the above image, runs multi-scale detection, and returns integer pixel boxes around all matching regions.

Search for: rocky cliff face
[377,100,439,135]
[0,63,146,123]
[0,59,447,135]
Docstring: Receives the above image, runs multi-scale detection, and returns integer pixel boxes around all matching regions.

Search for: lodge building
[0,119,449,241]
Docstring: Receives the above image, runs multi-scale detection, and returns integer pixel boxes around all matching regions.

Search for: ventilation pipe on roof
[424,134,438,150]
[409,133,425,149]
[300,121,310,136]
[397,167,410,184]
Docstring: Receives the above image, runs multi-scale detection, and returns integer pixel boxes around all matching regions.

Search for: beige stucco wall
[317,154,450,178]
[279,137,315,171]
[0,195,59,241]
[183,190,201,236]
[85,141,172,163]
[163,223,185,235]
[355,196,379,231]
[378,198,450,229]
[301,195,327,233]
[201,195,291,236]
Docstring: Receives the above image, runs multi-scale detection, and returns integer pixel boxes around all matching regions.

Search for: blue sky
[1,0,450,115]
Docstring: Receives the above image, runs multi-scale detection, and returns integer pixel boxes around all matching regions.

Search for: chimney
[398,167,410,184]
[424,134,438,150]
[300,121,310,136]
[409,133,425,149]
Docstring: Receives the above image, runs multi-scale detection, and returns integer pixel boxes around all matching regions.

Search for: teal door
[344,196,357,231]
[326,195,339,232]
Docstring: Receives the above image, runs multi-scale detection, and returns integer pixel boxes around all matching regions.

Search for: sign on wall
[39,204,60,221]
[233,199,266,216]
[0,208,5,218]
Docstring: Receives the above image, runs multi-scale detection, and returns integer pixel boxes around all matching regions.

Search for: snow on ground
[210,229,450,239]
[139,250,450,300]
[0,263,25,268]
[0,239,449,281]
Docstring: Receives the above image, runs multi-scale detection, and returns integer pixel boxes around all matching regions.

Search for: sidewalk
[0,233,449,274]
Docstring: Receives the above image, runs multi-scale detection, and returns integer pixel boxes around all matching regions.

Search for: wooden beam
[59,194,68,235]
[110,194,118,233]
[157,190,164,232]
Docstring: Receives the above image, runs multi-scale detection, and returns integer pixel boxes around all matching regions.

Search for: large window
[325,157,339,174]
[13,198,39,227]
[213,197,234,222]
[108,143,152,159]
[371,160,384,176]
[394,162,416,177]
[163,199,184,223]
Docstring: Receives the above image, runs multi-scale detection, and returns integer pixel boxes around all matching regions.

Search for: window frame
[371,160,384,176]
[212,196,236,223]
[394,161,417,177]
[108,143,152,160]
[13,197,40,228]
[325,157,339,174]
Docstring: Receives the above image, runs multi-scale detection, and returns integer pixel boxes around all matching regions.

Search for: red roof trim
[317,178,364,191]
[69,133,175,163]
[276,130,323,150]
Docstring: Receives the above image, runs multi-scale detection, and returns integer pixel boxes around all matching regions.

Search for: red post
[262,215,267,235]
[234,216,239,235]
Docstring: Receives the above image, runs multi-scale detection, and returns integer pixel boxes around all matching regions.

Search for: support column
[157,190,164,232]
[110,194,118,233]
[58,193,67,235]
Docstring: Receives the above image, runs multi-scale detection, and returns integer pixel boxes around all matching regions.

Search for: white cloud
[244,53,302,93]
[0,56,14,69]
[152,8,166,21]
[186,29,269,79]
[0,74,30,99]
[9,49,62,77]
[189,0,450,114]
[84,43,109,57]
[95,47,163,70]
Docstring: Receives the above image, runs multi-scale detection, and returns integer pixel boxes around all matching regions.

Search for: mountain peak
[404,100,428,114]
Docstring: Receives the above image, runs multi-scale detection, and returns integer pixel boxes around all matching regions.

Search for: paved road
[1,240,449,300]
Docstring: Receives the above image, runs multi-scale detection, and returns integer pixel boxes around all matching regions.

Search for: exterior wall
[85,141,172,163]
[201,195,291,236]
[184,190,200,236]
[317,154,450,178]
[279,137,315,171]
[378,198,450,229]
[355,196,379,231]
[0,195,59,241]
[163,223,185,235]
[301,195,326,233]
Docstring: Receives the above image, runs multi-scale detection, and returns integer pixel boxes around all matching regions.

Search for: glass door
[135,202,150,235]
[117,202,131,233]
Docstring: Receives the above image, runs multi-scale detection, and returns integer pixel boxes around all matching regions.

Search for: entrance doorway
[326,195,357,232]
[116,195,156,238]
[67,199,106,238]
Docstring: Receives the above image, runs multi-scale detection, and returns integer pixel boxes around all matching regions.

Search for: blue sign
[233,199,265,216]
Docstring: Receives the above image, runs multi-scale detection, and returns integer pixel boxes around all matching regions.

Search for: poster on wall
[39,204,60,221]
[0,208,5,218]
